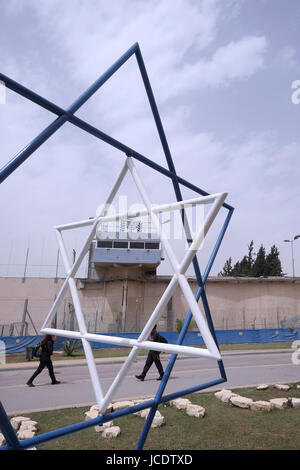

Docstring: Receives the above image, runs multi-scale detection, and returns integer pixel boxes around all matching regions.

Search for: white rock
[230,395,253,409]
[10,420,20,431]
[185,404,206,418]
[274,384,291,391]
[135,409,149,419]
[250,401,274,412]
[17,430,36,440]
[84,410,99,420]
[94,421,114,432]
[26,447,37,451]
[11,416,31,423]
[19,424,38,433]
[20,419,38,426]
[133,408,165,427]
[151,415,165,428]
[112,400,134,411]
[90,404,99,412]
[154,410,163,418]
[135,408,162,419]
[256,384,269,390]
[296,385,300,389]
[101,426,120,438]
[291,398,300,409]
[0,433,5,446]
[10,416,30,430]
[215,389,238,403]
[169,398,191,410]
[269,398,289,409]
[19,420,38,431]
[102,420,114,428]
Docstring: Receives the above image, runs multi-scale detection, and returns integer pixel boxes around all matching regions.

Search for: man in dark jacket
[135,325,166,381]
[26,335,60,387]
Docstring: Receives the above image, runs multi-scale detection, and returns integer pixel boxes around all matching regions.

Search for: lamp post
[284,235,300,278]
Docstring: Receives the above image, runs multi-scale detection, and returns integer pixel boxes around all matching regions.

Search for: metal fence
[0,241,89,280]
[0,322,29,336]
[1,294,300,336]
[211,311,300,331]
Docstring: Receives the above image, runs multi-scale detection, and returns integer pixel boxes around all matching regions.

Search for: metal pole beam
[55,249,59,283]
[0,402,21,449]
[291,241,295,278]
[0,59,233,212]
[0,43,234,451]
[20,298,28,336]
[0,43,138,184]
[22,247,29,283]
[26,309,38,335]
[136,209,232,449]
[134,46,231,381]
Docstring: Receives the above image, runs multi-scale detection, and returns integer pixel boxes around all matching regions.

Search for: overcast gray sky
[0,0,299,278]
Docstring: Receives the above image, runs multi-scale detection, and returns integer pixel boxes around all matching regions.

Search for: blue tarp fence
[1,328,299,354]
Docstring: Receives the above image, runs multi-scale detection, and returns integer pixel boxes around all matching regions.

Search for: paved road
[0,350,299,414]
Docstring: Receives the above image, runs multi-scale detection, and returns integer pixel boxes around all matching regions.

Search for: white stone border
[214,383,300,411]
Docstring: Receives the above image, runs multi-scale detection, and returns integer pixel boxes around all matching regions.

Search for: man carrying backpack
[26,335,60,387]
[135,324,167,382]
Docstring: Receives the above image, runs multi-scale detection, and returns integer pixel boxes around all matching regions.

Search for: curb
[0,349,292,371]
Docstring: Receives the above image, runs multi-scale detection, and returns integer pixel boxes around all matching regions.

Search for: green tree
[247,240,255,272]
[218,257,233,276]
[252,244,266,277]
[218,241,283,278]
[265,245,283,276]
[231,260,242,276]
[231,240,255,276]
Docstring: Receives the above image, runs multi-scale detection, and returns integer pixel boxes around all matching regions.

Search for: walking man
[26,334,60,387]
[135,325,167,381]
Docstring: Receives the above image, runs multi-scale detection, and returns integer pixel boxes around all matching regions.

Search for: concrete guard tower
[88,217,163,281]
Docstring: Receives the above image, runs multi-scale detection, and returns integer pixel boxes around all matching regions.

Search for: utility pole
[284,235,300,278]
[22,247,29,283]
[55,249,59,283]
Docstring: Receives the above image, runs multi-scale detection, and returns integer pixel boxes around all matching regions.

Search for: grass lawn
[5,341,293,364]
[13,383,300,450]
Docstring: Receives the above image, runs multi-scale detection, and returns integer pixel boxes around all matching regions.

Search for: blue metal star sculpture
[0,43,234,450]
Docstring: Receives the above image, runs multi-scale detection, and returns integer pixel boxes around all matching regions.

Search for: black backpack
[33,342,42,358]
[157,333,168,344]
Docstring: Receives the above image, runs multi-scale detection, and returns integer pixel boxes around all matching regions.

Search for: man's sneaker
[26,382,34,387]
[52,380,61,385]
[156,375,164,381]
[135,375,144,381]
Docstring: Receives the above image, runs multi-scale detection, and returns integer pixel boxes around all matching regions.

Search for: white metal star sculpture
[41,157,227,414]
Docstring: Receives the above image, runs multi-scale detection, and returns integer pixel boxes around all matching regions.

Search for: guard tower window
[97,241,113,248]
[130,242,145,249]
[113,241,129,249]
[145,242,160,250]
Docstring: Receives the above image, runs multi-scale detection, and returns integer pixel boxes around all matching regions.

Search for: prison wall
[0,276,299,335]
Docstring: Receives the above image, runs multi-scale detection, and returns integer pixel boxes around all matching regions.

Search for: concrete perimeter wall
[0,276,299,334]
